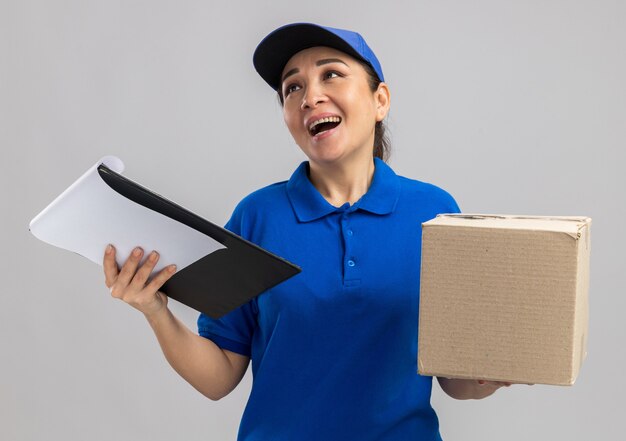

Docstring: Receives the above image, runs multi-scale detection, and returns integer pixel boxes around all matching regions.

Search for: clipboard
[30,156,301,318]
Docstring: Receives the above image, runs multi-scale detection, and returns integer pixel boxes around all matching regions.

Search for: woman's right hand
[103,244,177,318]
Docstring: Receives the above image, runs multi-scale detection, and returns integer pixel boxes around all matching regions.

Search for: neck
[308,155,376,207]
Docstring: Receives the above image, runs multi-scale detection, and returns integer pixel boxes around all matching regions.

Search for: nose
[300,83,327,110]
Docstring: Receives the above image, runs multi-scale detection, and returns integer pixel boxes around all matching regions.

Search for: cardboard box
[418,214,591,386]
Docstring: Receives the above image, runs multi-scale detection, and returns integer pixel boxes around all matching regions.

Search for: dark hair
[277,60,391,162]
[360,62,391,162]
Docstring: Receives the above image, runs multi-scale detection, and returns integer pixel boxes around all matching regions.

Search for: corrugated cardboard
[418,214,591,386]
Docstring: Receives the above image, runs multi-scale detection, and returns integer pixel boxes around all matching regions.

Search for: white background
[2,0,624,439]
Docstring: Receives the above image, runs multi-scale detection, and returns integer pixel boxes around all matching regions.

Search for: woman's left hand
[437,377,531,400]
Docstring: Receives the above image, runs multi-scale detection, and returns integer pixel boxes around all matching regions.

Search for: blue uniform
[198,158,459,440]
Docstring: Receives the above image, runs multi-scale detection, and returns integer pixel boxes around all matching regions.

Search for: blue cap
[253,23,385,91]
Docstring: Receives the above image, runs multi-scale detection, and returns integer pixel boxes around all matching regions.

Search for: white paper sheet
[29,156,225,274]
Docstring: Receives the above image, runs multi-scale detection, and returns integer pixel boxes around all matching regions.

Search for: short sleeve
[430,183,461,215]
[447,192,461,214]
[197,304,256,357]
[196,203,258,357]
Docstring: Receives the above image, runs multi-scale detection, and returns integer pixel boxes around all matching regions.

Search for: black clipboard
[97,164,301,319]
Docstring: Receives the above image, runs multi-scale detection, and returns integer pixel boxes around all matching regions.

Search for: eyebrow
[281,58,350,85]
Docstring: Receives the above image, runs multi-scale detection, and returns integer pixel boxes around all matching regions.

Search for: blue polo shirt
[198,158,459,441]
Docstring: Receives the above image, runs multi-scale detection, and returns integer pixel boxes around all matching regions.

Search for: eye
[283,83,301,97]
[323,71,341,80]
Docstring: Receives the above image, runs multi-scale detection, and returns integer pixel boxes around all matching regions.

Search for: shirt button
[347,259,355,267]
[347,229,354,236]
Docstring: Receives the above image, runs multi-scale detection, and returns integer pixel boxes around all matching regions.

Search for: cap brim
[253,23,367,91]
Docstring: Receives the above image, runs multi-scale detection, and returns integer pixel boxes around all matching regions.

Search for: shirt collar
[286,157,401,223]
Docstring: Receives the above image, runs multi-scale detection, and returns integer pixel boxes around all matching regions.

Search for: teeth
[309,116,341,132]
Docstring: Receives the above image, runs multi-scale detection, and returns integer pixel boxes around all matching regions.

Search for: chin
[305,149,347,166]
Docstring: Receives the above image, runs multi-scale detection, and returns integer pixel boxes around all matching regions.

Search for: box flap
[424,214,591,238]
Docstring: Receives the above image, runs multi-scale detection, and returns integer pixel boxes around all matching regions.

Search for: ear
[374,82,391,122]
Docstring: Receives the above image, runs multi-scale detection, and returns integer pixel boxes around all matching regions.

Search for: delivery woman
[103,23,511,441]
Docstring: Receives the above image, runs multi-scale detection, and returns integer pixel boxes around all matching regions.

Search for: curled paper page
[29,156,225,275]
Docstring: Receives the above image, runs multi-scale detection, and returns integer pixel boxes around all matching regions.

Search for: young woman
[103,23,511,441]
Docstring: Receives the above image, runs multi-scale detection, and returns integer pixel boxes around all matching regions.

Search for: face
[280,46,390,167]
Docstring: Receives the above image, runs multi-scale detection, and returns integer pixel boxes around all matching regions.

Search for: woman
[103,23,511,440]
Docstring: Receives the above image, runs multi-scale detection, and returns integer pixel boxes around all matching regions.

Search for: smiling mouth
[308,116,342,136]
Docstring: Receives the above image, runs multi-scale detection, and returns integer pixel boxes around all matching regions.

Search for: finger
[116,247,144,287]
[145,264,177,293]
[131,250,160,288]
[103,244,119,287]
